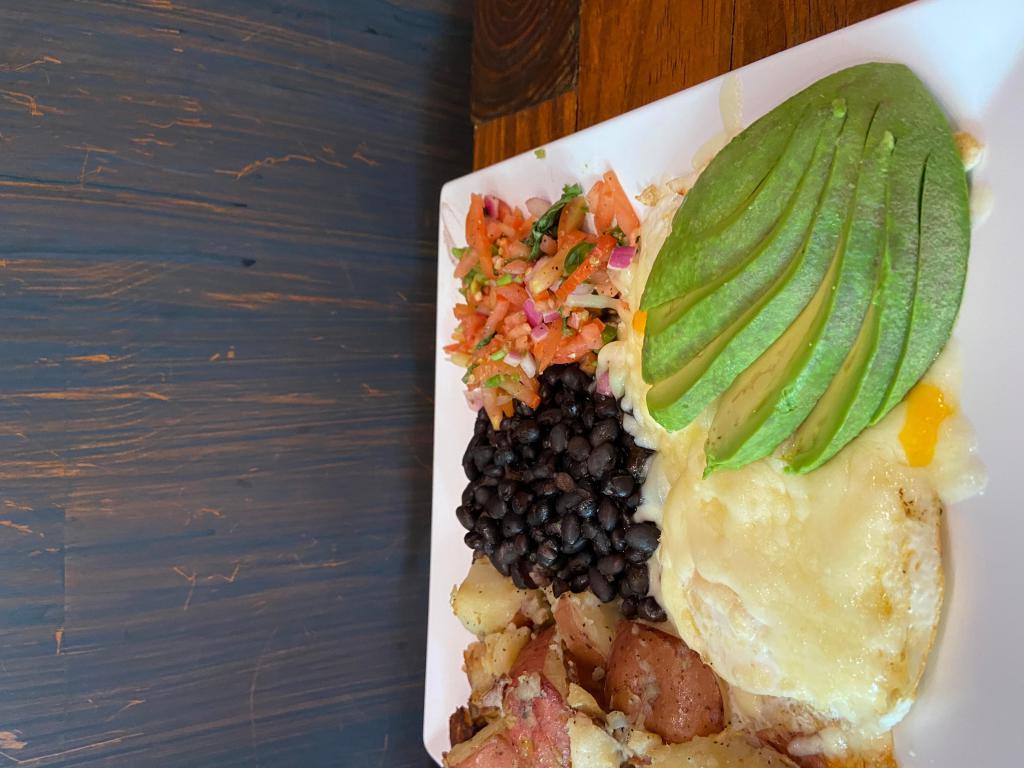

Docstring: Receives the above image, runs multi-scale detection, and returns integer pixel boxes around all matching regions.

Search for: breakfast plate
[425,0,1024,764]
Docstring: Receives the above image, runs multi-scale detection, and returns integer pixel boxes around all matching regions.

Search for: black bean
[618,578,635,598]
[597,554,626,576]
[567,551,593,574]
[532,479,558,497]
[589,418,619,446]
[472,445,495,471]
[502,512,525,537]
[567,460,589,480]
[597,499,619,531]
[624,522,659,553]
[551,577,570,598]
[555,491,581,517]
[530,527,547,544]
[561,366,588,391]
[513,419,540,445]
[554,472,575,493]
[475,517,499,551]
[494,538,518,566]
[638,597,667,623]
[620,596,638,619]
[603,473,635,498]
[581,405,595,430]
[537,407,562,427]
[526,500,552,527]
[562,536,588,554]
[514,399,535,418]
[510,563,529,589]
[497,481,515,501]
[494,448,516,467]
[581,520,600,540]
[462,454,480,481]
[594,394,618,420]
[543,519,563,538]
[456,505,477,531]
[482,464,503,478]
[560,514,581,546]
[512,533,530,557]
[461,485,475,507]
[575,497,597,520]
[492,431,511,451]
[548,422,569,453]
[624,491,642,510]
[569,574,590,593]
[589,569,615,602]
[485,495,508,520]
[489,551,511,577]
[464,531,484,551]
[473,485,492,507]
[518,445,537,462]
[625,564,649,596]
[474,410,489,435]
[625,447,652,479]
[567,436,591,462]
[625,547,651,564]
[511,491,531,516]
[536,541,559,567]
[610,527,627,552]
[591,531,611,556]
[587,442,616,478]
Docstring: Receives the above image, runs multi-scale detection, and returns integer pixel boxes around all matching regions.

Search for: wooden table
[0,2,909,767]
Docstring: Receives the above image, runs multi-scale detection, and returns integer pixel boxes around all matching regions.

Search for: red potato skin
[503,626,572,768]
[605,621,725,743]
[447,729,523,768]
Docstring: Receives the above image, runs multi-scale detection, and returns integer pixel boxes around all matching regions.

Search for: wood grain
[472,0,579,122]
[577,0,736,129]
[473,91,577,169]
[731,0,912,68]
[0,1,471,766]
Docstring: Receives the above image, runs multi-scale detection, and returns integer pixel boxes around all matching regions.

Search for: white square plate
[424,1,1024,763]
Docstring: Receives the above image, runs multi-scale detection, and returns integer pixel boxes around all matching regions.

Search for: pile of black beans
[457,363,667,623]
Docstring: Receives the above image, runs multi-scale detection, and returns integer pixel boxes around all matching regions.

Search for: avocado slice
[642,103,842,384]
[705,105,888,473]
[647,101,855,429]
[784,129,897,472]
[640,63,970,474]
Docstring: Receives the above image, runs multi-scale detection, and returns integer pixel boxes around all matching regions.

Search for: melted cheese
[599,185,986,749]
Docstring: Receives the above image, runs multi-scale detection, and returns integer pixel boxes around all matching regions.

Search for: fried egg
[600,185,985,762]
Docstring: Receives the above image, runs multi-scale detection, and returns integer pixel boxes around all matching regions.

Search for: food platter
[425,0,1024,764]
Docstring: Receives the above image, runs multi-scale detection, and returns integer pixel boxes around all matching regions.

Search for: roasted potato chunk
[452,558,538,636]
[605,621,725,743]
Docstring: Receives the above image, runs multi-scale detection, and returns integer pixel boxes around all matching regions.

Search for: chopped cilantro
[534,148,546,159]
[607,225,627,245]
[563,241,596,277]
[525,183,583,260]
[601,324,618,344]
[474,333,494,351]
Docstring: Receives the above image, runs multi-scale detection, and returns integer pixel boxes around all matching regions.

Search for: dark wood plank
[577,0,735,129]
[731,0,913,68]
[471,0,579,123]
[473,91,577,169]
[0,1,471,766]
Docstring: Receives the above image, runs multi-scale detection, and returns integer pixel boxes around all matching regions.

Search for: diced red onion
[542,310,560,324]
[595,370,611,396]
[608,245,636,270]
[505,351,523,366]
[483,195,501,218]
[523,298,542,327]
[531,323,549,342]
[539,234,557,256]
[520,353,537,378]
[525,197,551,218]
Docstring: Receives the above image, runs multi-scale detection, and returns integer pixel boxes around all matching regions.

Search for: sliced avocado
[642,104,842,384]
[784,129,896,472]
[705,105,888,473]
[647,102,858,429]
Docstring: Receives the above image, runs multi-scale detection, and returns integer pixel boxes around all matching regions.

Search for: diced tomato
[588,180,615,234]
[483,299,510,337]
[532,324,563,373]
[602,170,640,236]
[554,234,616,305]
[467,194,495,279]
[557,196,586,240]
[454,247,478,278]
[497,283,529,306]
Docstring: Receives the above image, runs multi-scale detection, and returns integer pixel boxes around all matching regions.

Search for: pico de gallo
[445,170,641,428]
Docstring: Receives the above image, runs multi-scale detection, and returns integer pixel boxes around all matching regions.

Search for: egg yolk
[899,383,954,467]
[632,310,647,335]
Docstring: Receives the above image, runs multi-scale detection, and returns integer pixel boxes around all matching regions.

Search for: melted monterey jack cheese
[599,185,986,751]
